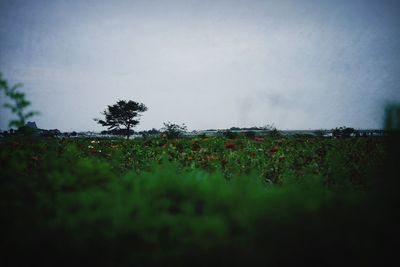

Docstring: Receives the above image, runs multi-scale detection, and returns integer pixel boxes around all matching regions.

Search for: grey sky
[1,0,399,131]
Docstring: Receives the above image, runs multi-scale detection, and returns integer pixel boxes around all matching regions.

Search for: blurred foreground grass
[1,132,399,267]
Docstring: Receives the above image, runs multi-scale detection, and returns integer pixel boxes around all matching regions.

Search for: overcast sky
[1,0,399,131]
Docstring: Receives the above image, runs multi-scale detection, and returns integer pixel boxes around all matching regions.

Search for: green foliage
[94,100,147,139]
[0,73,39,128]
[0,135,394,266]
[313,129,325,137]
[221,130,238,139]
[16,125,40,136]
[384,103,400,130]
[243,131,256,138]
[267,127,280,137]
[332,126,356,138]
[161,122,187,139]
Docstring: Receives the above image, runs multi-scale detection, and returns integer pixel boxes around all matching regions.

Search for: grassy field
[0,134,398,266]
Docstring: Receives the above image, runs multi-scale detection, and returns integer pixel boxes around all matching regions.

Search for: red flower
[224,141,236,149]
[204,155,215,161]
[253,136,265,142]
[192,142,201,151]
[31,156,38,161]
[270,147,279,153]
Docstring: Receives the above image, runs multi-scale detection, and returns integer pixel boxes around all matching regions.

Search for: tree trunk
[127,126,130,140]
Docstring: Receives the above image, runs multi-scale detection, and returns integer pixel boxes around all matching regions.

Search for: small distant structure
[20,121,61,137]
[25,121,38,129]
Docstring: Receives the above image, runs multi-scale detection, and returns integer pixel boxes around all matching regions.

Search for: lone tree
[94,100,147,139]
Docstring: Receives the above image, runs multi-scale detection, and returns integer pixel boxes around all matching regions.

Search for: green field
[1,134,398,266]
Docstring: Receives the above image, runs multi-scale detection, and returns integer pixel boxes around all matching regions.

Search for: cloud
[1,0,400,131]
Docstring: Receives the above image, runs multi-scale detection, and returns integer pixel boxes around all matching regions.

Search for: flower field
[0,134,398,266]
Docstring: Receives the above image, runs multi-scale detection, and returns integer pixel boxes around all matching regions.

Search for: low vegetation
[1,133,398,266]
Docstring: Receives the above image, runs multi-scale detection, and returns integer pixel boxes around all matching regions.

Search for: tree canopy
[94,100,147,139]
[161,122,187,139]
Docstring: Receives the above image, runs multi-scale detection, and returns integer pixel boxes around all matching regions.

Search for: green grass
[0,135,398,266]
